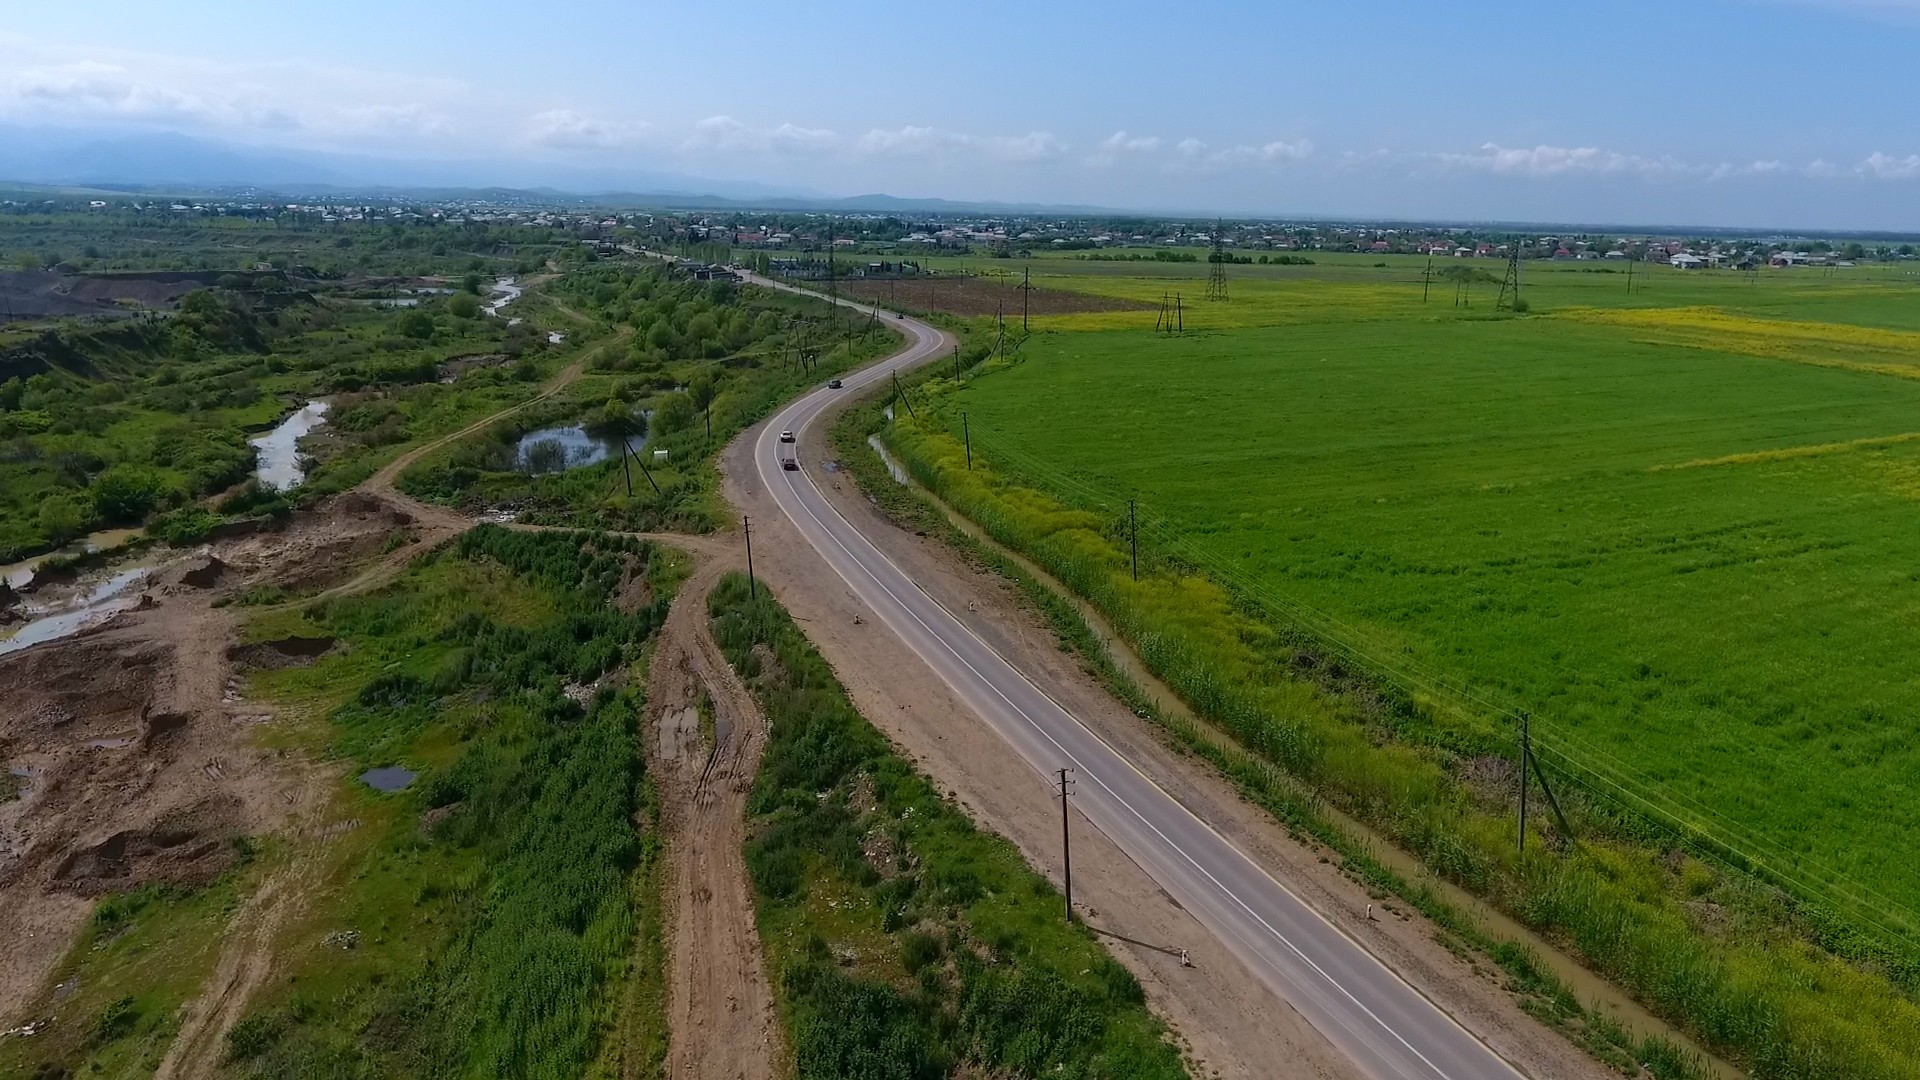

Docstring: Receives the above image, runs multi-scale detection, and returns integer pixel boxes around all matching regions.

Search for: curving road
[744,277,1525,1080]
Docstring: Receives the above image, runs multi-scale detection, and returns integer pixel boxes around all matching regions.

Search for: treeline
[708,574,1187,1080]
[227,527,678,1078]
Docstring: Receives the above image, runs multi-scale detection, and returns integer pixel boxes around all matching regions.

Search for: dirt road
[644,552,784,1080]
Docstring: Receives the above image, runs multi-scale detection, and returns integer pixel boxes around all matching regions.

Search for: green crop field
[866,256,1920,1075]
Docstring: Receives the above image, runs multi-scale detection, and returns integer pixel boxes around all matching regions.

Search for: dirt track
[644,553,783,1080]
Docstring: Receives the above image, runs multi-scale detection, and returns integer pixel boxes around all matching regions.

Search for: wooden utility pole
[1130,499,1138,581]
[743,515,757,600]
[1057,767,1075,921]
[1422,256,1433,303]
[962,412,972,470]
[1517,711,1530,853]
[1020,265,1033,331]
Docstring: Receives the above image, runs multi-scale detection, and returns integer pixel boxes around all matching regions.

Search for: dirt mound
[52,796,241,896]
[226,635,338,670]
[179,556,229,590]
[213,493,418,595]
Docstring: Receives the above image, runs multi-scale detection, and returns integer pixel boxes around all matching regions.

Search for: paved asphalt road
[744,276,1526,1080]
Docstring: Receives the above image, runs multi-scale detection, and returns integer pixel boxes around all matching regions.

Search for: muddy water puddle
[0,528,141,591]
[251,400,330,490]
[0,565,156,657]
[360,766,417,792]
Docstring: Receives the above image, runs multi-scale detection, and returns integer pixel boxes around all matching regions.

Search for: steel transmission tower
[1495,238,1523,311]
[1205,220,1229,302]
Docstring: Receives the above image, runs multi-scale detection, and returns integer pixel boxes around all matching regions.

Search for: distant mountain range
[0,126,1115,216]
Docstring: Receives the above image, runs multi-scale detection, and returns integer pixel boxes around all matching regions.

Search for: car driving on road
[827,379,843,389]
[779,430,795,442]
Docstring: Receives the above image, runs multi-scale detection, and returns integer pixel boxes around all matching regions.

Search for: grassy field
[866,257,1920,1077]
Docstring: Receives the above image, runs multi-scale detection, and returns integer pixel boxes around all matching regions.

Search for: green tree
[399,309,437,339]
[653,391,696,435]
[38,494,90,546]
[0,377,22,412]
[461,272,483,294]
[448,292,481,319]
[690,375,718,440]
[89,464,175,523]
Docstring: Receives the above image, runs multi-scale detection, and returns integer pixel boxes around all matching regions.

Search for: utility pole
[1019,264,1033,331]
[625,438,660,494]
[892,371,916,419]
[743,515,757,600]
[1057,767,1075,921]
[954,343,962,381]
[962,412,971,469]
[1422,255,1433,303]
[1517,711,1530,853]
[1129,499,1138,581]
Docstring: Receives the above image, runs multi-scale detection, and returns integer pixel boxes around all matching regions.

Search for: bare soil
[0,584,314,1024]
[643,552,784,1080]
[836,275,1152,318]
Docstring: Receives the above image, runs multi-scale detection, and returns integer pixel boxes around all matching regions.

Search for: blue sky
[6,0,1920,227]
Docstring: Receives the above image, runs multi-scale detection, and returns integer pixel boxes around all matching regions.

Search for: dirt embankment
[643,552,784,1080]
[835,275,1152,318]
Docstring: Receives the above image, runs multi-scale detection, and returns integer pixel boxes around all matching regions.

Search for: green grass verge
[706,572,1189,1080]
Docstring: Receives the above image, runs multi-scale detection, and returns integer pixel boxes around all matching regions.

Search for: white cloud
[526,108,651,150]
[1101,131,1161,154]
[0,42,462,147]
[855,125,1067,163]
[1163,135,1312,171]
[681,115,838,155]
[1860,151,1920,178]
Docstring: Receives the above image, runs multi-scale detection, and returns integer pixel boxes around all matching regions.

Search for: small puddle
[251,400,330,490]
[86,736,136,750]
[1,528,141,591]
[360,766,416,792]
[0,565,153,657]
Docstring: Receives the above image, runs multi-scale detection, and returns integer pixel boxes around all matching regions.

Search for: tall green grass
[707,573,1188,1080]
[227,527,677,1079]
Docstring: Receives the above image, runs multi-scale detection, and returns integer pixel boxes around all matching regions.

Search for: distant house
[1603,250,1629,260]
[1670,253,1706,270]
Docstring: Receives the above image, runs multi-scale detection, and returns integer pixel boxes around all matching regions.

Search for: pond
[515,411,649,475]
[250,400,330,490]
[360,766,417,792]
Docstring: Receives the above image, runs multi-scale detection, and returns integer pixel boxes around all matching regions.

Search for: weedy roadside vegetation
[708,573,1188,1080]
